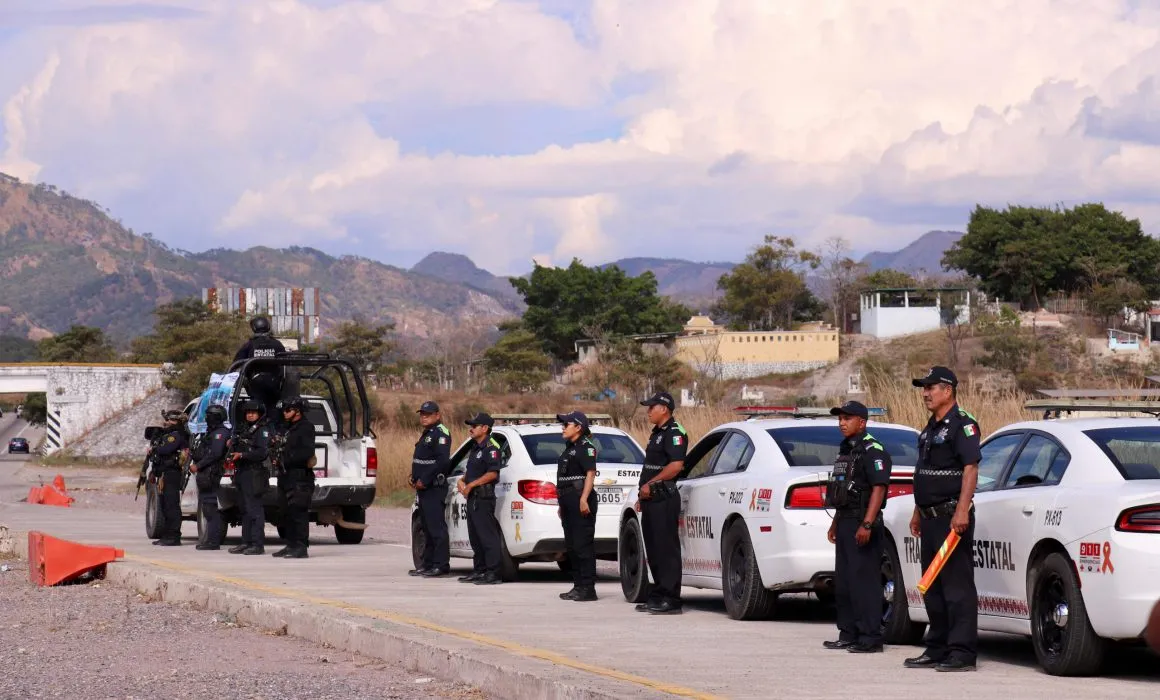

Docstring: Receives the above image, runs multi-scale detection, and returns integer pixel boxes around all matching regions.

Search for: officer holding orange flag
[906,366,981,672]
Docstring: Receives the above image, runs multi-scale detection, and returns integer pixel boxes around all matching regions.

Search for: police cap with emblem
[416,400,440,414]
[464,412,494,427]
[556,411,590,430]
[911,365,958,388]
[640,392,675,410]
[829,400,868,420]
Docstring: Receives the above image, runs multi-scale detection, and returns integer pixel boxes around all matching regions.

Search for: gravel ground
[0,557,486,700]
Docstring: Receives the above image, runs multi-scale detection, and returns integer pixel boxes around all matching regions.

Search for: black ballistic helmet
[205,405,228,427]
[282,396,308,413]
[250,316,272,334]
[240,400,264,414]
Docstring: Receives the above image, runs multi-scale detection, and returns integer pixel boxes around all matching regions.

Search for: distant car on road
[8,437,30,454]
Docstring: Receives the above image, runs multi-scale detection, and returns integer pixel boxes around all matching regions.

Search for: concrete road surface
[0,413,42,462]
[1,467,1158,699]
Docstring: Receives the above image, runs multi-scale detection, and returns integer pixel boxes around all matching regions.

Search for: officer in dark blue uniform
[228,400,270,555]
[273,396,317,559]
[234,316,287,361]
[409,400,452,577]
[191,405,230,551]
[905,366,981,672]
[458,413,504,586]
[636,392,687,615]
[824,400,892,653]
[151,409,189,546]
[555,410,599,602]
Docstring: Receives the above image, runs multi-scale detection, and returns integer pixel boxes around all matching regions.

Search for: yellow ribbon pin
[514,523,522,542]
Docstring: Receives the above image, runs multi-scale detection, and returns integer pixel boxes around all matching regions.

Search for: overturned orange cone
[26,486,43,504]
[25,475,75,507]
[28,531,124,587]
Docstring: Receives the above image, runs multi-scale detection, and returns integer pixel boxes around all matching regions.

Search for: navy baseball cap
[640,392,675,410]
[830,401,869,420]
[912,366,958,388]
[417,400,440,414]
[556,411,590,430]
[464,412,494,427]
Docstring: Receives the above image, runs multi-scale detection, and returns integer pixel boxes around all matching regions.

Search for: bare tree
[679,333,728,407]
[817,236,865,333]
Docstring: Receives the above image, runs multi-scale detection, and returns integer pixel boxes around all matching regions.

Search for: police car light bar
[1023,399,1160,419]
[490,414,615,426]
[734,406,888,420]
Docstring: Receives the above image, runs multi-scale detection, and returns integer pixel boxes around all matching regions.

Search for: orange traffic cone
[38,485,73,507]
[28,532,125,587]
[26,486,42,504]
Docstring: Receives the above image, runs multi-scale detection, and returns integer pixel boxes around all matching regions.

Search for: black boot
[559,586,580,600]
[572,587,598,602]
[228,544,249,554]
[271,547,291,558]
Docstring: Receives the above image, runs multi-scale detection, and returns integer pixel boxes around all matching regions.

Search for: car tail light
[785,484,826,509]
[1115,504,1160,533]
[223,459,236,478]
[366,447,378,478]
[518,479,558,505]
[887,482,914,499]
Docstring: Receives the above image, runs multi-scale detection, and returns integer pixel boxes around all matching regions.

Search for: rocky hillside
[860,230,963,274]
[0,174,521,342]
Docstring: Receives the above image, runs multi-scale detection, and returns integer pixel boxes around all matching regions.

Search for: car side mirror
[144,426,162,440]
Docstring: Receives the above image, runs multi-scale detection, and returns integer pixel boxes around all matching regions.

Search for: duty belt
[917,499,973,519]
[557,476,584,490]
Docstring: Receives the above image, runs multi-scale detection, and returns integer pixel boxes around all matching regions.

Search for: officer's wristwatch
[860,521,873,530]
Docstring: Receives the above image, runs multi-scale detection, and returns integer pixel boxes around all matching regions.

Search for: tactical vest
[825,440,868,511]
[250,334,282,358]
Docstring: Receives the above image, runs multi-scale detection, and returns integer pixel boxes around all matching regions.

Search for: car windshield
[1083,427,1160,480]
[521,433,644,466]
[767,425,920,467]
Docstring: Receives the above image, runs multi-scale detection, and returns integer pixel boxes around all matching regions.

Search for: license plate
[596,487,623,505]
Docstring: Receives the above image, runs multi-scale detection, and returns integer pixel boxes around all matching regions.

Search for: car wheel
[335,506,366,544]
[1030,552,1106,676]
[721,522,776,621]
[195,500,227,546]
[881,539,925,644]
[499,538,520,582]
[410,514,425,569]
[144,481,163,540]
[619,516,651,604]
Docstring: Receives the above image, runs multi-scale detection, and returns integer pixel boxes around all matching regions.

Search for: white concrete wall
[861,306,943,339]
[40,366,163,453]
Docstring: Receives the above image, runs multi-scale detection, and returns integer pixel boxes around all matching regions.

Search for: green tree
[482,323,552,393]
[22,392,47,426]
[325,319,398,378]
[0,335,38,362]
[713,235,823,330]
[943,203,1160,307]
[130,299,250,400]
[510,260,691,361]
[1089,279,1149,328]
[977,307,1036,375]
[858,268,918,291]
[37,325,117,362]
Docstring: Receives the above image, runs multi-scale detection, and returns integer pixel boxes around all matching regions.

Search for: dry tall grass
[861,368,1037,436]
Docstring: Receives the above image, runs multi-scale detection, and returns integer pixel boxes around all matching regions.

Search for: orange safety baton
[917,530,961,595]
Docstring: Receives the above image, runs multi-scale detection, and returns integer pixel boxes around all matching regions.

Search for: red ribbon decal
[1101,542,1114,573]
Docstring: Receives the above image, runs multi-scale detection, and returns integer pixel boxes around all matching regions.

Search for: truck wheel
[618,517,651,604]
[882,539,925,644]
[144,481,163,540]
[499,538,520,582]
[721,522,776,620]
[1030,552,1105,675]
[335,506,366,544]
[410,514,425,569]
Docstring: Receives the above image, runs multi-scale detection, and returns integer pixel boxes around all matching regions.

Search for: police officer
[636,391,687,615]
[555,410,599,602]
[228,400,270,555]
[905,366,981,672]
[234,316,286,361]
[458,413,504,586]
[408,400,452,577]
[824,400,892,653]
[273,396,317,559]
[191,404,230,551]
[151,409,189,546]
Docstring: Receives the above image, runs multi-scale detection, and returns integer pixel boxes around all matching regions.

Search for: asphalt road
[0,413,42,462]
[1,462,1157,699]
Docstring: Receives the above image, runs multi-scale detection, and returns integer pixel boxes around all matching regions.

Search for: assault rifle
[136,426,164,501]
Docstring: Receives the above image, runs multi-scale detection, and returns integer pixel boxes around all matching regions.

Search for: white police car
[882,402,1160,676]
[410,415,646,581]
[617,410,920,620]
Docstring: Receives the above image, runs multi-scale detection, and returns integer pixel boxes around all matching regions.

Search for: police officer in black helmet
[227,400,270,555]
[555,410,599,602]
[151,409,189,546]
[190,404,230,551]
[273,396,317,559]
[636,391,688,615]
[905,366,981,672]
[235,316,286,361]
[824,400,892,654]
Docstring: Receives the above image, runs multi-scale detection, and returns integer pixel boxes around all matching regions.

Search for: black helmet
[240,400,264,414]
[205,405,228,427]
[282,396,307,413]
[250,316,271,334]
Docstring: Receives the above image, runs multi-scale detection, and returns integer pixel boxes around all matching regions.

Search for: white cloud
[4,1,1160,271]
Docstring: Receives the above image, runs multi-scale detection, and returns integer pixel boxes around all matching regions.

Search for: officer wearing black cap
[555,410,599,602]
[458,413,504,585]
[905,366,981,672]
[409,400,452,577]
[636,391,687,614]
[824,400,892,653]
[228,400,270,555]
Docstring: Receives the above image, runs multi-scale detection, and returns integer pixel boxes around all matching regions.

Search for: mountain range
[0,172,962,343]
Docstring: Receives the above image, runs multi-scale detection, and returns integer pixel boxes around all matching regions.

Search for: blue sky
[4,1,1160,275]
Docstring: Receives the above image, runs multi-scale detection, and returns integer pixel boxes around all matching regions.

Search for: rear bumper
[529,538,619,559]
[216,483,376,511]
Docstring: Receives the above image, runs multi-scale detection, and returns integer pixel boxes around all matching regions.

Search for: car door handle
[1021,505,1035,516]
[718,488,727,496]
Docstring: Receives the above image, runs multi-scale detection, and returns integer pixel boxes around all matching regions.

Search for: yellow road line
[125,554,721,700]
